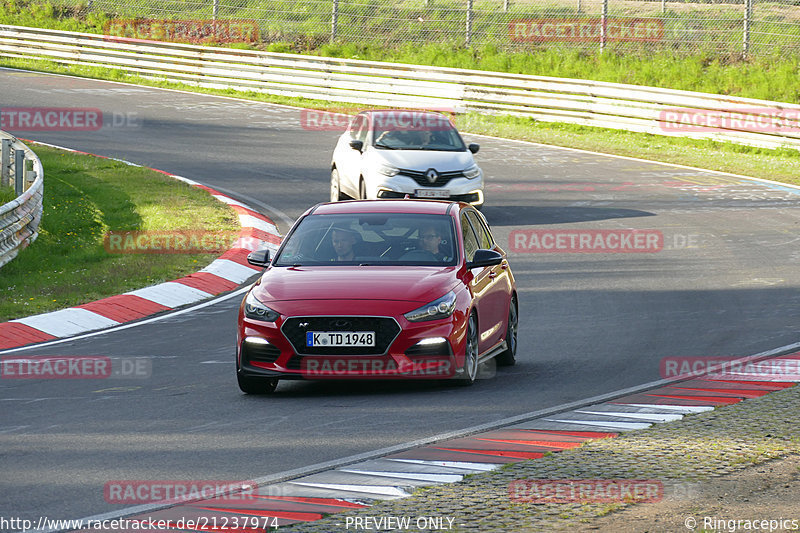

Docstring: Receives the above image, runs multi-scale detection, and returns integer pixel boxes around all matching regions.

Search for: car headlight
[463,164,481,179]
[244,291,280,322]
[404,291,457,322]
[378,164,400,177]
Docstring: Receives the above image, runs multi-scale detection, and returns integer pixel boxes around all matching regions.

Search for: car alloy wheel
[458,312,479,385]
[330,168,346,202]
[237,373,279,394]
[496,296,518,366]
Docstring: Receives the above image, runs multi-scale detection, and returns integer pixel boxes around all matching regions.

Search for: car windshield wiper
[373,142,397,149]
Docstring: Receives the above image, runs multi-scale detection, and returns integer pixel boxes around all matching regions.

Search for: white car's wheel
[330,168,346,202]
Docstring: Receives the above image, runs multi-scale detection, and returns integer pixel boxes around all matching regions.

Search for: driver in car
[331,227,358,261]
[420,225,450,261]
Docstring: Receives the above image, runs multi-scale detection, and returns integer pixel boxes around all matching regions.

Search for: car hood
[372,149,475,172]
[253,266,459,303]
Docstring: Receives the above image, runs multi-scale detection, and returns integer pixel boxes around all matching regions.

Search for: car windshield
[273,213,458,266]
[371,114,466,152]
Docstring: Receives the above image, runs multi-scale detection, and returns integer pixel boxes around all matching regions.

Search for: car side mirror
[468,143,480,154]
[349,139,364,152]
[466,249,502,269]
[247,249,271,267]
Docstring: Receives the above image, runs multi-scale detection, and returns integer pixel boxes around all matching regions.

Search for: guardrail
[1,24,800,151]
[0,131,43,269]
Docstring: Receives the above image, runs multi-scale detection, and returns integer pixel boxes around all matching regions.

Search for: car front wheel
[330,168,347,202]
[457,312,479,385]
[496,295,518,366]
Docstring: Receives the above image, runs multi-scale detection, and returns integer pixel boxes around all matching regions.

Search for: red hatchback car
[236,200,517,394]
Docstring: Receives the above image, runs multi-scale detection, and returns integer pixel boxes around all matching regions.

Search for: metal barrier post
[466,0,473,47]
[503,0,510,12]
[1,139,11,187]
[600,0,608,51]
[331,0,339,42]
[14,149,24,196]
[213,0,219,21]
[743,0,753,58]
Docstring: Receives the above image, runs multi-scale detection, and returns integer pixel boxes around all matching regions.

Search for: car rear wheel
[237,373,279,394]
[330,168,346,202]
[496,295,518,367]
[457,312,479,385]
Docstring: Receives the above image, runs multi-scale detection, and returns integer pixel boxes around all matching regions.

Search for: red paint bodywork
[236,200,516,381]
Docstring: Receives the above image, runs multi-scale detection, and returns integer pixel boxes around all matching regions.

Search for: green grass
[3,0,800,101]
[0,144,239,321]
[0,185,15,204]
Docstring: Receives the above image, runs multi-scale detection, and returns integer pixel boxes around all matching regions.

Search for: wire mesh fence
[74,0,800,56]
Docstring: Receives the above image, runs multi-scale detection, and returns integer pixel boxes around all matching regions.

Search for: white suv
[330,110,484,207]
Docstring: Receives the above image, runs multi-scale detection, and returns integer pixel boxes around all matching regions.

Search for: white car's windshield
[371,118,466,152]
[274,213,458,266]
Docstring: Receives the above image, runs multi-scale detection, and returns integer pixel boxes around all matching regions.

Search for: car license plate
[415,189,450,199]
[306,331,375,347]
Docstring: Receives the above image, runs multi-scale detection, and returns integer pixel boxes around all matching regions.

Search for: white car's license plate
[306,331,375,347]
[415,189,450,199]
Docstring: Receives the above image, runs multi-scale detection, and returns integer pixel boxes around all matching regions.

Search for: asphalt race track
[1,68,799,525]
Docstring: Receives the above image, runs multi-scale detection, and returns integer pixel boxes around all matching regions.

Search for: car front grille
[281,316,401,356]
[398,169,464,187]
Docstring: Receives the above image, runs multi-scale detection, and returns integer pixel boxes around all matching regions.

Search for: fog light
[244,336,270,345]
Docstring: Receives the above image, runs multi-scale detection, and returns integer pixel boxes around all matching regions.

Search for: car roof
[311,200,462,216]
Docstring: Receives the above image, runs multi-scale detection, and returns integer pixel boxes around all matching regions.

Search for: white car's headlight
[244,291,280,322]
[463,164,481,179]
[378,164,400,177]
[404,291,457,322]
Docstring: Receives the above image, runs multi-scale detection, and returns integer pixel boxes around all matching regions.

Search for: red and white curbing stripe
[0,145,280,351]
